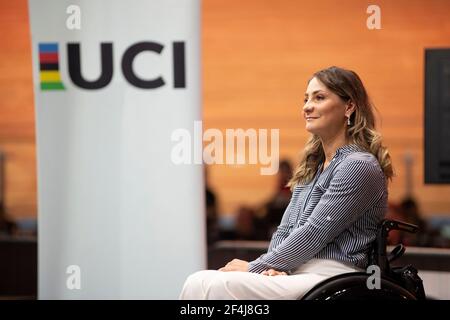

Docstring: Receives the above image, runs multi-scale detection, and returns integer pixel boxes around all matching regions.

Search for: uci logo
[38,41,186,90]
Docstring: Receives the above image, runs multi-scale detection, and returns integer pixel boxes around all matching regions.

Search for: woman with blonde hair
[180,66,393,300]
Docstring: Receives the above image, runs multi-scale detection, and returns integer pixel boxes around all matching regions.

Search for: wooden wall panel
[0,0,35,219]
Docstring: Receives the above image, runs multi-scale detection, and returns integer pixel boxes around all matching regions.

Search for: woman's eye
[316,95,324,100]
[303,98,308,104]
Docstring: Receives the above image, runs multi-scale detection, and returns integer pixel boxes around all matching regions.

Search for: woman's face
[303,77,349,138]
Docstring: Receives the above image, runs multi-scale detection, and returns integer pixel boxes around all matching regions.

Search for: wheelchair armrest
[372,219,419,274]
[381,220,418,234]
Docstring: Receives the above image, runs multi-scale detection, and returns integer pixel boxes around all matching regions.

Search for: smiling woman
[303,77,356,165]
[289,66,393,186]
[179,66,394,300]
[304,78,353,132]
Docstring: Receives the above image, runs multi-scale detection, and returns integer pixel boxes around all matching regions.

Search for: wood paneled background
[0,0,36,219]
[1,0,450,219]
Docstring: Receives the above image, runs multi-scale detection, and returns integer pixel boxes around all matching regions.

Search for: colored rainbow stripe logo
[39,43,65,90]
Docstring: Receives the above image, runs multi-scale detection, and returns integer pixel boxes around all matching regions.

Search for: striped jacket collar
[334,143,366,158]
[315,144,367,176]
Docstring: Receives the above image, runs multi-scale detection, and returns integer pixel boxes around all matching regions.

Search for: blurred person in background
[0,201,16,236]
[260,159,293,238]
[205,166,219,245]
[386,197,443,247]
[0,151,16,236]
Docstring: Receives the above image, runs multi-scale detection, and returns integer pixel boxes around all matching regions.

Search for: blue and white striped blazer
[248,144,388,274]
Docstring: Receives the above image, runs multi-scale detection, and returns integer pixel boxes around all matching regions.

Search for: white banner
[28,0,204,299]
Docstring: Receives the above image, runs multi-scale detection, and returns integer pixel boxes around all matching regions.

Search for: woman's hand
[219,259,249,272]
[261,269,287,276]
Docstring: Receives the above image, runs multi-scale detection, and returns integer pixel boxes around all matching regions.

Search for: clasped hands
[218,259,287,276]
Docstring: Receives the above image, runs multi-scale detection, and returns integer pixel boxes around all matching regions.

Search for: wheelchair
[301,219,426,300]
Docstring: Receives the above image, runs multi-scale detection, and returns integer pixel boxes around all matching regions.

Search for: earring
[347,116,351,126]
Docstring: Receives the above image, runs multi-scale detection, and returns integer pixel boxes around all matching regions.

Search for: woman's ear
[345,100,356,116]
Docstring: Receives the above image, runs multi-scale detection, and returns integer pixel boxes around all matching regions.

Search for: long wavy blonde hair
[287,66,393,190]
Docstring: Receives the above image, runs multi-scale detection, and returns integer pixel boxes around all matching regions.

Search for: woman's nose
[303,102,313,113]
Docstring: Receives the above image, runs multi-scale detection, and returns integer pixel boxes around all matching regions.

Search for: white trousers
[179,259,361,300]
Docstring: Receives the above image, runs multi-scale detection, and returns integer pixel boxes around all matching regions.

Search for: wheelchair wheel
[301,272,417,300]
